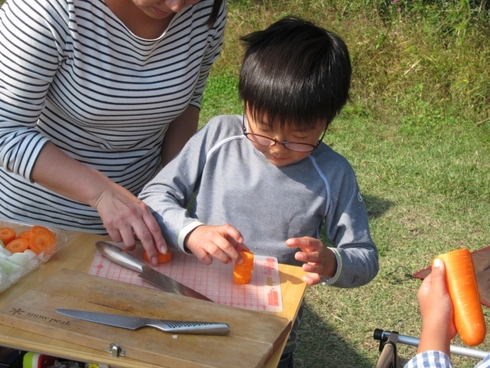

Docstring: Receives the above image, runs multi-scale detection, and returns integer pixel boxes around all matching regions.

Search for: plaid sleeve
[475,354,490,368]
[404,350,453,368]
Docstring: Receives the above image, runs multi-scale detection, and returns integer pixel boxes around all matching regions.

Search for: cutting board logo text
[8,308,71,326]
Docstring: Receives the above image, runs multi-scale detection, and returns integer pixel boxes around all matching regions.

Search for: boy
[139,16,379,366]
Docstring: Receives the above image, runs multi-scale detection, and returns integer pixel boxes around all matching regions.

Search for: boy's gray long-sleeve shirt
[139,115,378,288]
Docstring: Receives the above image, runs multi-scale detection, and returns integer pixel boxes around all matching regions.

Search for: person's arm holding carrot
[404,258,490,368]
[404,259,458,368]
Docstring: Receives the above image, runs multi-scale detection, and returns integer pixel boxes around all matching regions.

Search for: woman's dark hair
[239,16,352,131]
[207,0,223,27]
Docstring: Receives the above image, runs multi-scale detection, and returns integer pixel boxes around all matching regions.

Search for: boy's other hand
[286,237,337,285]
[185,224,248,265]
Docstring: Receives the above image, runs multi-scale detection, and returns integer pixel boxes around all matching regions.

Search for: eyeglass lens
[245,133,316,152]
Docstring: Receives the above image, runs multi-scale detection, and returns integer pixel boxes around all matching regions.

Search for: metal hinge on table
[107,343,125,357]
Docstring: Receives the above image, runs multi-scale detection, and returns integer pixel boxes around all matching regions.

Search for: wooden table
[0,232,307,367]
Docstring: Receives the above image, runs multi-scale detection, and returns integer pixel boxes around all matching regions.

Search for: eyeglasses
[242,115,326,153]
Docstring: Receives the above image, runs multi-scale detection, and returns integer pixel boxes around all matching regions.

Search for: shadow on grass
[363,194,394,220]
[294,300,375,368]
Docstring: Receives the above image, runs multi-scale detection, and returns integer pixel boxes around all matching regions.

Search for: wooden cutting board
[0,269,291,368]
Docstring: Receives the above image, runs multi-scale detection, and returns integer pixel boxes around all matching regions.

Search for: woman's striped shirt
[0,0,225,232]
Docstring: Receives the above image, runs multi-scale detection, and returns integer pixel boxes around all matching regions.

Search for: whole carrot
[435,248,486,346]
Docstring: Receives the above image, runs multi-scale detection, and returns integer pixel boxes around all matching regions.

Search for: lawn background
[1,0,489,367]
[199,1,490,367]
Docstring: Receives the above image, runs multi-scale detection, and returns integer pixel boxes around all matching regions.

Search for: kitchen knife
[95,241,213,302]
[54,309,230,335]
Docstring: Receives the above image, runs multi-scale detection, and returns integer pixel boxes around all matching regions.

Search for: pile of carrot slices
[0,225,56,255]
[233,250,254,284]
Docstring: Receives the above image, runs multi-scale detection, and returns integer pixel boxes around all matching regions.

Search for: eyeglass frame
[242,114,327,153]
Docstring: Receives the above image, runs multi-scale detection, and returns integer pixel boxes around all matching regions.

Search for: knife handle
[96,241,145,273]
[148,320,231,336]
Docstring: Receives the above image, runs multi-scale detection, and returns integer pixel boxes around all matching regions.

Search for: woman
[0,0,225,264]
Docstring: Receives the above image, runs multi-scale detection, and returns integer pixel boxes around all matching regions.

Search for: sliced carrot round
[0,227,16,245]
[6,238,29,253]
[30,225,55,237]
[18,231,31,240]
[29,230,56,254]
[143,250,173,264]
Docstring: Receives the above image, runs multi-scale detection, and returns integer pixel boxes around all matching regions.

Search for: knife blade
[54,309,230,335]
[95,241,213,302]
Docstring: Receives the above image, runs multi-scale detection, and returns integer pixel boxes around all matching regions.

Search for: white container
[0,219,72,293]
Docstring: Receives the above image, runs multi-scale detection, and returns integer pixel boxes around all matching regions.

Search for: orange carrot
[0,227,16,245]
[233,270,251,284]
[233,251,254,284]
[30,225,55,237]
[28,227,56,255]
[239,250,254,267]
[435,248,486,346]
[6,238,29,253]
[18,230,31,240]
[143,250,173,264]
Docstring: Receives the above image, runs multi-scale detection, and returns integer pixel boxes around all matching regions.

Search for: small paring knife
[54,309,231,336]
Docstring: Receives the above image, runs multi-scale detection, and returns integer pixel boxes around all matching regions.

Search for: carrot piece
[239,251,254,267]
[6,238,29,253]
[18,231,31,240]
[233,251,254,284]
[0,227,16,245]
[28,228,56,255]
[233,270,251,284]
[234,263,253,273]
[143,250,173,264]
[30,225,55,237]
[435,248,486,346]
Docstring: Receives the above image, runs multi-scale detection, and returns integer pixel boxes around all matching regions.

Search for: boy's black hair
[239,16,352,131]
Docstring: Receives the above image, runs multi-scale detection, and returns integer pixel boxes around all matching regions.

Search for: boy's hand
[286,237,337,285]
[185,224,248,265]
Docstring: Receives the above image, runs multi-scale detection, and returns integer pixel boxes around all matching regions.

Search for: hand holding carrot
[286,236,337,285]
[186,224,249,265]
[93,179,168,266]
[417,258,457,356]
[436,248,486,347]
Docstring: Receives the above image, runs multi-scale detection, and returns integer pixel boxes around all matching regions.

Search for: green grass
[1,0,487,366]
[201,1,490,367]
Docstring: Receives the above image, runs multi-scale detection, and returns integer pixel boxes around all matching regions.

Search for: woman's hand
[286,237,337,285]
[185,224,248,265]
[94,180,168,265]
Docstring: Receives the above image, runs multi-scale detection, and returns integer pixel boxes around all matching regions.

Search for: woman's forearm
[31,141,168,259]
[31,142,113,208]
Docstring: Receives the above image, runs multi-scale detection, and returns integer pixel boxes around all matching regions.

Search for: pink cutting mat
[89,246,283,312]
